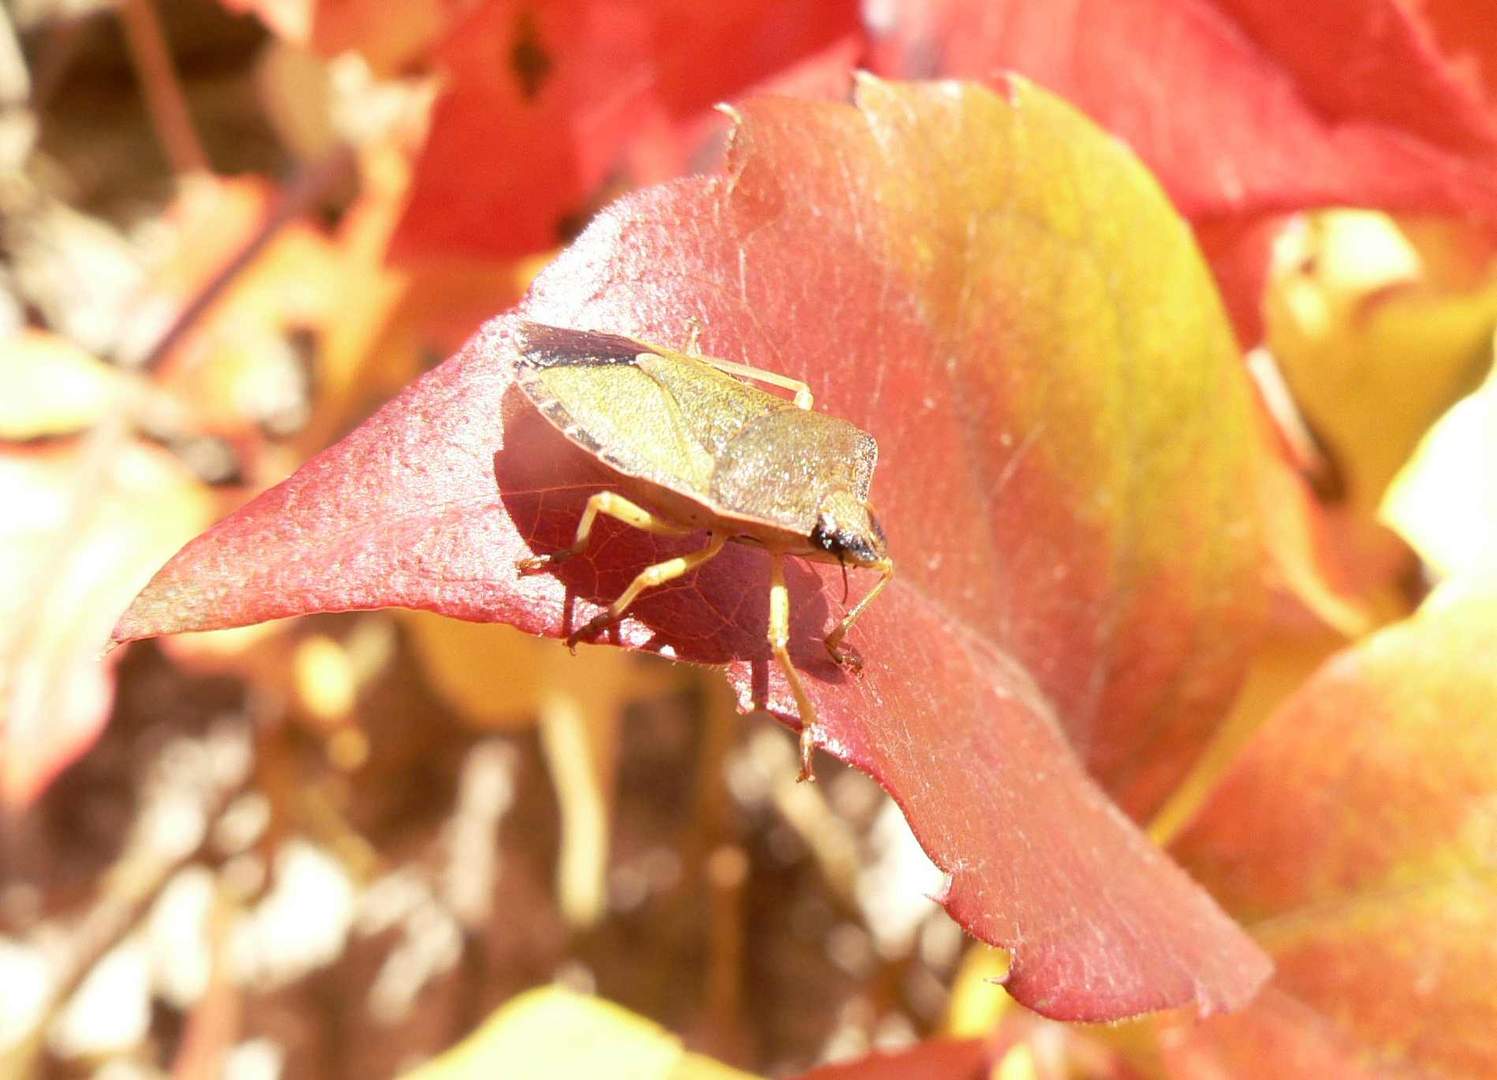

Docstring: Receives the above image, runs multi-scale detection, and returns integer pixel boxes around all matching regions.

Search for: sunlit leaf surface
[115,78,1272,1020]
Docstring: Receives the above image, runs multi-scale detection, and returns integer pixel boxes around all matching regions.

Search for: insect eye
[811,512,841,554]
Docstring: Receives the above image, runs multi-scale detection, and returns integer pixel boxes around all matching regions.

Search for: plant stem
[116,0,208,175]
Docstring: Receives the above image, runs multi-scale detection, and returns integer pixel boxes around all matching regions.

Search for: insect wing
[516,324,714,493]
[516,324,782,506]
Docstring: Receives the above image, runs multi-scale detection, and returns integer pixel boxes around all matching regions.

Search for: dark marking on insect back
[517,323,650,368]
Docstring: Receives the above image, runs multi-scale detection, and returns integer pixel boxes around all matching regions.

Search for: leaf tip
[107,617,146,653]
[109,585,171,650]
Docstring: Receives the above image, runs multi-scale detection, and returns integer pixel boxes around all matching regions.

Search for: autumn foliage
[4,0,1497,1076]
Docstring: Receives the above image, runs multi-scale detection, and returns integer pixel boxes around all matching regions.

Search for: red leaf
[867,0,1497,225]
[390,0,861,259]
[116,79,1271,1019]
[1412,0,1497,106]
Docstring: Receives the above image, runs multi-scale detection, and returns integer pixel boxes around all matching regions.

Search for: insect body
[513,322,894,781]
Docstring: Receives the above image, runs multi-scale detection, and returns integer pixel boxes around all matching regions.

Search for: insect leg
[697,355,815,410]
[769,552,821,783]
[566,532,727,647]
[824,558,894,672]
[517,491,692,574]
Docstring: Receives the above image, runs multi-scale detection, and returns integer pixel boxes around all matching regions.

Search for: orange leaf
[1381,342,1497,585]
[1264,211,1497,594]
[0,437,213,805]
[0,331,124,441]
[1172,585,1497,1075]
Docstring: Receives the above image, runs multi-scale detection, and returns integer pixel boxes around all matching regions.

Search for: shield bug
[513,321,893,782]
